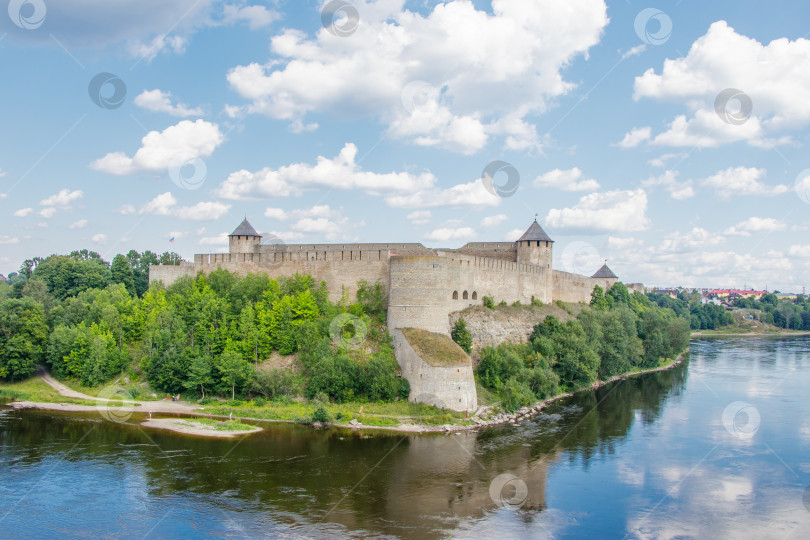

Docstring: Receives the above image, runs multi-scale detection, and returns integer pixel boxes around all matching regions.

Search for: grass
[182,417,257,431]
[202,398,471,427]
[400,327,470,367]
[0,377,98,406]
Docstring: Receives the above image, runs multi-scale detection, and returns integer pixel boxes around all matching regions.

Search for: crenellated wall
[387,253,553,335]
[552,270,618,304]
[151,253,390,304]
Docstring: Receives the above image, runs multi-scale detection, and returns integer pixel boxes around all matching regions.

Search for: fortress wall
[552,270,593,303]
[391,330,477,412]
[155,254,390,304]
[552,270,618,304]
[388,254,552,335]
[627,282,646,294]
[148,264,196,286]
[455,242,517,262]
[259,243,429,254]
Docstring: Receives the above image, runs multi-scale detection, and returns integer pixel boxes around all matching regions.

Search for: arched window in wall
[452,290,459,300]
[463,291,469,300]
[472,291,478,300]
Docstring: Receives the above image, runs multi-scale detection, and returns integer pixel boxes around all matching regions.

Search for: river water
[2,337,809,539]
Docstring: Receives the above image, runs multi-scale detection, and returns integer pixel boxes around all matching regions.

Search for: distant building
[708,289,768,300]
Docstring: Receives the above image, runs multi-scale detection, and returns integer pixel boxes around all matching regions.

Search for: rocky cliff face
[448,303,583,356]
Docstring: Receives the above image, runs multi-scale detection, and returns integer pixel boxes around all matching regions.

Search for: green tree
[185,354,214,399]
[217,344,252,399]
[111,254,136,296]
[451,319,473,353]
[0,298,48,381]
[589,285,609,311]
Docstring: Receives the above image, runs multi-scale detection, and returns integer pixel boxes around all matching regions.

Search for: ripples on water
[1,336,809,539]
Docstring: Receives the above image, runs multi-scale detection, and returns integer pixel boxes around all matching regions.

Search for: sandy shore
[141,418,262,438]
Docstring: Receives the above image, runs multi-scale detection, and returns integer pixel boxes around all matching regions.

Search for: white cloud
[13,208,33,218]
[39,208,57,219]
[424,227,477,243]
[115,204,136,215]
[217,143,490,208]
[616,126,651,148]
[607,237,643,250]
[264,208,288,220]
[0,169,7,178]
[634,21,810,147]
[1,1,278,60]
[134,89,204,117]
[386,179,500,208]
[260,206,361,240]
[659,228,725,253]
[91,120,224,175]
[789,245,810,258]
[545,189,651,232]
[642,170,695,200]
[221,4,278,30]
[199,233,228,246]
[0,236,20,244]
[216,143,435,200]
[647,153,685,168]
[226,0,608,153]
[139,192,231,220]
[92,233,108,245]
[725,217,786,237]
[69,219,88,229]
[504,228,524,241]
[480,214,508,228]
[533,168,600,192]
[407,211,431,225]
[701,167,789,198]
[40,189,83,209]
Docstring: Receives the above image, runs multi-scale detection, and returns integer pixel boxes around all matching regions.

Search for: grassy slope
[400,328,470,367]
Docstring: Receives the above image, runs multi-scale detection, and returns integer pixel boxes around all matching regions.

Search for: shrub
[483,296,495,309]
[451,319,473,353]
[312,406,332,423]
[398,377,410,400]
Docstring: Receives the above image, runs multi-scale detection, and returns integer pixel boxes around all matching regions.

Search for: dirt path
[37,371,200,414]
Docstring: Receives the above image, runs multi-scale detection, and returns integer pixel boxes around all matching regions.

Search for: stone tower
[591,262,619,292]
[228,218,262,254]
[516,219,553,268]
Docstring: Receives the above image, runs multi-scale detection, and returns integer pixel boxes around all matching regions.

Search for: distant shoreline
[691,330,810,337]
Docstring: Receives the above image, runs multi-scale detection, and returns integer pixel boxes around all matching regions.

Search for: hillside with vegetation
[454,283,691,411]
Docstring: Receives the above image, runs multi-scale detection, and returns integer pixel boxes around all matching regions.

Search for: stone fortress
[150,218,635,412]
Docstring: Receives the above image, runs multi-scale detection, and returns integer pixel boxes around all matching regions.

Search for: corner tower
[229,218,262,254]
[516,219,553,268]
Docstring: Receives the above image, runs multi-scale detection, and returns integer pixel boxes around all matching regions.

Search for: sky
[1,0,809,292]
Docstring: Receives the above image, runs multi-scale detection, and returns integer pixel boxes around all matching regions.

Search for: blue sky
[1,0,809,291]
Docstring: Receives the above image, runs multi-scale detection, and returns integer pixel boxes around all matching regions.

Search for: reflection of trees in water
[1,362,688,538]
[547,358,688,464]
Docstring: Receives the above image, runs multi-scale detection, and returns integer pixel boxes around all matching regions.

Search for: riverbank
[691,329,810,337]
[2,351,689,435]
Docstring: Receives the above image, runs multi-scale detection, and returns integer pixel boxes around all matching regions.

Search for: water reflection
[2,337,809,538]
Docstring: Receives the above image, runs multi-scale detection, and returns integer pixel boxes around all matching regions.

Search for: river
[2,337,809,539]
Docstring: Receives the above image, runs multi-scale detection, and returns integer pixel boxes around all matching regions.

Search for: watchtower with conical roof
[516,219,553,268]
[229,218,262,254]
